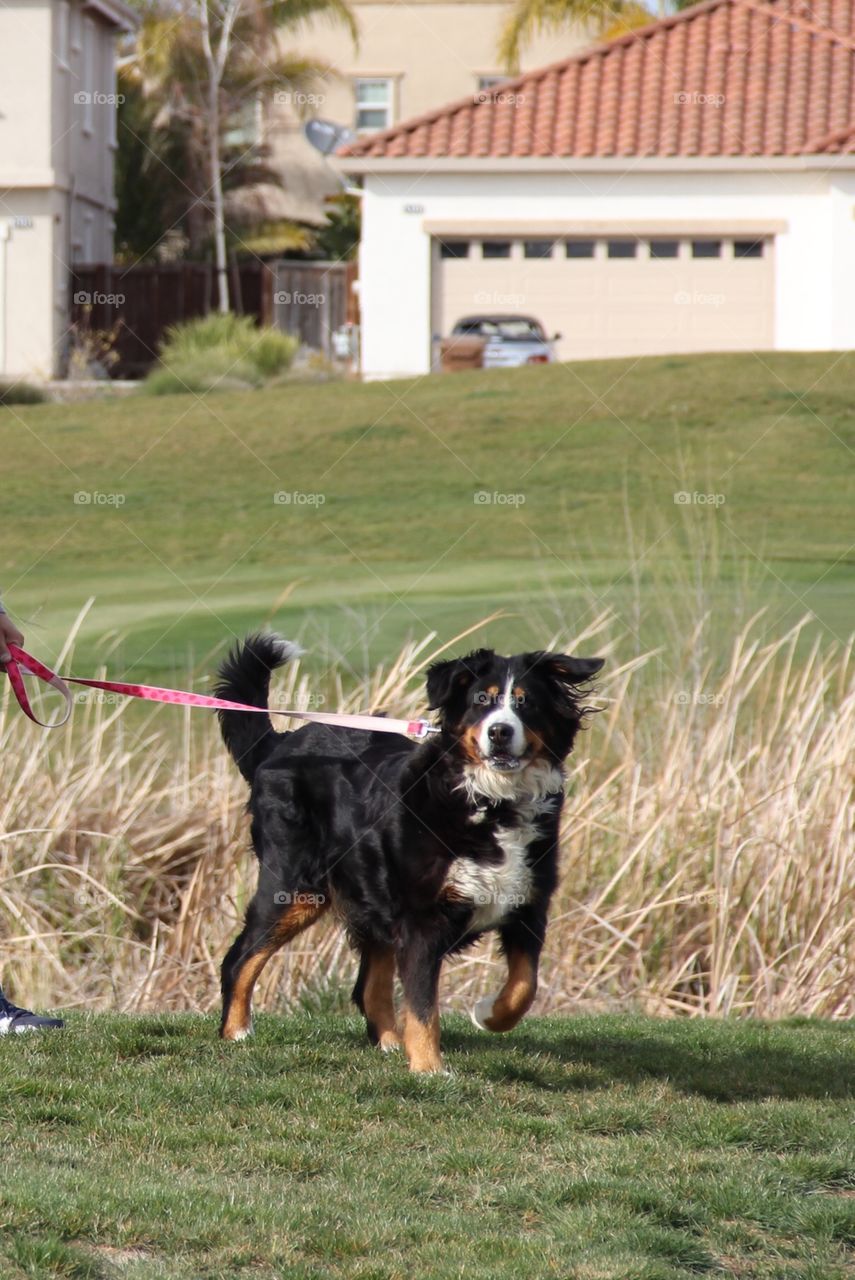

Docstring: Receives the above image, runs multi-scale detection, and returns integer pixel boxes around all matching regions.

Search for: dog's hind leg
[220,892,328,1041]
[396,931,445,1074]
[352,946,400,1052]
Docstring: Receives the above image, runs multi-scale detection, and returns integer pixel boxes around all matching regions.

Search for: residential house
[0,0,136,380]
[258,0,590,225]
[338,0,855,378]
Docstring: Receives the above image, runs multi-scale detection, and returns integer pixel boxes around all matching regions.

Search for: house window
[524,240,553,259]
[607,240,636,258]
[439,240,470,259]
[649,239,679,258]
[482,241,511,258]
[477,75,507,91]
[692,240,722,258]
[224,96,262,149]
[355,79,393,132]
[734,240,764,258]
[565,239,595,258]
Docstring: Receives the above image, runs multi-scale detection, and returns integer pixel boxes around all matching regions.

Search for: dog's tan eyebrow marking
[486,685,500,697]
[513,686,526,700]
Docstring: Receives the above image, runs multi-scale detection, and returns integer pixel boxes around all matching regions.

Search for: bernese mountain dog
[215,634,603,1073]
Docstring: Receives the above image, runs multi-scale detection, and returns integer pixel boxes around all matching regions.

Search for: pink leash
[1,644,439,740]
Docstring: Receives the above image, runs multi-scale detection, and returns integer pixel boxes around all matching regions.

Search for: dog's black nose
[487,722,514,746]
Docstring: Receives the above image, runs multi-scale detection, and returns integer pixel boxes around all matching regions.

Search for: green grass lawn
[1,1013,853,1279]
[1,352,853,683]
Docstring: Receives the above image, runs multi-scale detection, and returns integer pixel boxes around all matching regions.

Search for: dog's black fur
[215,634,602,1072]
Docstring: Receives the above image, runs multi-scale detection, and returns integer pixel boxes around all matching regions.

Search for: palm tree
[499,0,697,72]
[119,0,357,305]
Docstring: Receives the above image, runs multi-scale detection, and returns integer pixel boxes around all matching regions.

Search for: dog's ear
[524,651,604,715]
[426,649,495,712]
[529,653,604,683]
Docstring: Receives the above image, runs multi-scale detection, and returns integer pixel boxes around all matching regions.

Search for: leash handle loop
[2,644,438,740]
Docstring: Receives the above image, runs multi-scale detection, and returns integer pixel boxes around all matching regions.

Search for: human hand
[0,612,24,666]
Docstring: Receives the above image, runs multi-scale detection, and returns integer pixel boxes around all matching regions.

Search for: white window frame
[70,2,82,52]
[81,16,95,134]
[354,78,393,133]
[106,42,117,146]
[56,1,70,70]
[82,210,94,261]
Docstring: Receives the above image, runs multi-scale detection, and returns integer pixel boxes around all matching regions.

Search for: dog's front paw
[379,1030,402,1052]
[471,995,496,1031]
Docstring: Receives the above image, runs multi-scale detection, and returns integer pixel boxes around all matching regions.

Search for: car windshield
[454,318,545,341]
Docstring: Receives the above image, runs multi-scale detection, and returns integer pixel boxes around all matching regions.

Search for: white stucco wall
[0,0,128,379]
[356,165,853,379]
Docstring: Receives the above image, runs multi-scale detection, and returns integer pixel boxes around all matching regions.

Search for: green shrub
[143,352,263,396]
[142,313,298,396]
[250,327,299,377]
[0,381,48,405]
[159,312,258,360]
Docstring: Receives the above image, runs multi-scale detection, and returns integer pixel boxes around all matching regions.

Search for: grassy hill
[2,1012,853,1280]
[1,353,852,682]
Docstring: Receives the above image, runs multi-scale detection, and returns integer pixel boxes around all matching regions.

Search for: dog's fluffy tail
[215,632,301,783]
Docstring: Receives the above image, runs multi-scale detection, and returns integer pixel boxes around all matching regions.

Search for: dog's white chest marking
[446,800,552,931]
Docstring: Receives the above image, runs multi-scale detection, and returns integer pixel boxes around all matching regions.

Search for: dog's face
[426,648,603,777]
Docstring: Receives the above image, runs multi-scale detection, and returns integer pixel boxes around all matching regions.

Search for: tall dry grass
[1,609,852,1021]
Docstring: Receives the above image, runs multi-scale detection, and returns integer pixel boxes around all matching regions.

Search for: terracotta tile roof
[340,0,855,159]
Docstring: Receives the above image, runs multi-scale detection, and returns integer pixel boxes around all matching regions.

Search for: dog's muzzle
[483,720,527,772]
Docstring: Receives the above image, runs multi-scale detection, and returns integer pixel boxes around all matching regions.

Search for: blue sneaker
[0,993,64,1034]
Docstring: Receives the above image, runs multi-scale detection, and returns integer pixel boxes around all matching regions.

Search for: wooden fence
[69,260,356,378]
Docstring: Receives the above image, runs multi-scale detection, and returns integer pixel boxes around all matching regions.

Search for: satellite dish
[304,119,357,156]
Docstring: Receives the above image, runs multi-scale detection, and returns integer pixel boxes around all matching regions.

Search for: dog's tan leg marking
[402,1003,443,1073]
[363,947,401,1051]
[221,899,329,1041]
[472,949,537,1033]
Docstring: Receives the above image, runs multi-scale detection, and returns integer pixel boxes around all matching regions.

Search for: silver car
[450,314,559,368]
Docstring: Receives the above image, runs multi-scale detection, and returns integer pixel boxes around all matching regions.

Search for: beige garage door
[433,234,774,361]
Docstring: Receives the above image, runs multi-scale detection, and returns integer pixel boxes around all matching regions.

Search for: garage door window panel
[649,240,680,259]
[692,240,722,258]
[524,240,554,259]
[439,241,471,259]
